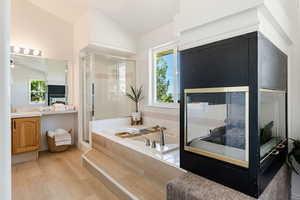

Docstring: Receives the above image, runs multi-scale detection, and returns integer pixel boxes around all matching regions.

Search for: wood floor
[12,148,119,200]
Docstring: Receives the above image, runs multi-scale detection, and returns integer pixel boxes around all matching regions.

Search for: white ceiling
[28,0,179,36]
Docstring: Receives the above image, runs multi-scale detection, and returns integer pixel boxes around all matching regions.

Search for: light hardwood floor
[12,148,119,200]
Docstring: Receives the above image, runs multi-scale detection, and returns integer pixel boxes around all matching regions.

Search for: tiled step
[82,149,166,200]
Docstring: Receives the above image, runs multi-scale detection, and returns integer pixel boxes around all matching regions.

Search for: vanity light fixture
[33,49,40,56]
[13,46,21,53]
[23,48,30,55]
[10,45,42,57]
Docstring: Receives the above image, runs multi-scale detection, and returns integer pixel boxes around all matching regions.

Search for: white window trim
[148,41,179,109]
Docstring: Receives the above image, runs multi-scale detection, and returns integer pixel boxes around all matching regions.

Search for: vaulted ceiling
[28,0,179,35]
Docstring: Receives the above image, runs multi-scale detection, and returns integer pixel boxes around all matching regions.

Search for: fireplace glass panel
[185,88,249,167]
[260,89,286,160]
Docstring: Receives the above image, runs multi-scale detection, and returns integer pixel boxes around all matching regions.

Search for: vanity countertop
[11,110,77,119]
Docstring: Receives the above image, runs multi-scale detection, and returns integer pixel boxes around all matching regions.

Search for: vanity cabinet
[12,117,41,154]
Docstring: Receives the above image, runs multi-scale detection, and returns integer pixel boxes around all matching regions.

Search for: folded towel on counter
[53,103,66,111]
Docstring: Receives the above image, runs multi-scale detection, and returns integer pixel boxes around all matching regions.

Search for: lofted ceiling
[27,0,179,36]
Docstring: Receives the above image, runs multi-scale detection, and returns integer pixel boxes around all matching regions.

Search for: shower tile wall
[94,55,136,120]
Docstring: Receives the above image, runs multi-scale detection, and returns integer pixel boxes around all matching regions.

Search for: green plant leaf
[126,85,144,112]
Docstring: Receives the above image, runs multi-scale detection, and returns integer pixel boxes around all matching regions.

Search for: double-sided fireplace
[180,32,287,198]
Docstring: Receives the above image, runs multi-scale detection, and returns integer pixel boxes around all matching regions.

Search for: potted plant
[288,138,300,174]
[126,86,144,123]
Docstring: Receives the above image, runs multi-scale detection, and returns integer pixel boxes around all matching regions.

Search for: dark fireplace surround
[180,32,288,198]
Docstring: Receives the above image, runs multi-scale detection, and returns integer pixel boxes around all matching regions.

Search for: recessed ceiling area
[27,0,179,36]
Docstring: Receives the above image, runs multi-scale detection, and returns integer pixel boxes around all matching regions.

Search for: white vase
[132,112,141,121]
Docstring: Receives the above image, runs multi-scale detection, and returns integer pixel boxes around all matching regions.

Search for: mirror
[11,54,68,109]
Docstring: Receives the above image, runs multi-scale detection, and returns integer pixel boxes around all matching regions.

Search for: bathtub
[91,117,180,167]
[130,132,179,154]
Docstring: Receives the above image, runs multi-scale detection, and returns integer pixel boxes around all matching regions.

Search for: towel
[54,130,71,142]
[53,103,66,111]
[55,135,71,142]
[55,134,71,139]
[48,131,56,137]
[55,129,69,135]
[48,129,71,144]
[126,128,142,134]
[55,140,72,146]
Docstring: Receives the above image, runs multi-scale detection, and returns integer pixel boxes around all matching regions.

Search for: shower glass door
[82,54,93,143]
[81,53,136,144]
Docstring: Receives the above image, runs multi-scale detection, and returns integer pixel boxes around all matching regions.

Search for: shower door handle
[91,83,95,118]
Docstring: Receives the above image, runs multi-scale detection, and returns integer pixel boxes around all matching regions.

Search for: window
[150,42,178,107]
[29,80,46,104]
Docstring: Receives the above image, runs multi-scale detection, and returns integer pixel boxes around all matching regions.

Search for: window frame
[149,42,179,109]
[29,79,47,104]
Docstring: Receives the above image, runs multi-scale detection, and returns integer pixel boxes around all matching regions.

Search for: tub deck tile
[84,149,166,200]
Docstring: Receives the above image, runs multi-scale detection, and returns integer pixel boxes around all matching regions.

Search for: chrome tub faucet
[159,126,166,146]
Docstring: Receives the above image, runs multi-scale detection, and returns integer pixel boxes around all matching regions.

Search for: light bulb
[23,48,30,55]
[33,49,40,56]
[10,64,15,68]
[13,46,21,53]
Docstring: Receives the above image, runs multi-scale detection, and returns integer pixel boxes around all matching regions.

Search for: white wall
[73,9,137,105]
[287,1,300,140]
[11,0,73,61]
[0,0,11,199]
[175,0,263,33]
[136,22,180,136]
[88,9,136,54]
[73,8,137,108]
[263,0,300,140]
[11,0,74,104]
[74,9,136,54]
[73,9,137,148]
[47,59,67,85]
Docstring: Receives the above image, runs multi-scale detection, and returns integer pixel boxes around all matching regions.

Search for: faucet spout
[159,127,166,146]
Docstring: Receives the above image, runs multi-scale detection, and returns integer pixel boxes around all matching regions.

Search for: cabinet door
[12,117,41,154]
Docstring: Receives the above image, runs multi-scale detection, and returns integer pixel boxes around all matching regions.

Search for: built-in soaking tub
[82,117,185,200]
[90,117,180,167]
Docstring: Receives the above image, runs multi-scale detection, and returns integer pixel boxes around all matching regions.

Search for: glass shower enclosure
[81,53,136,143]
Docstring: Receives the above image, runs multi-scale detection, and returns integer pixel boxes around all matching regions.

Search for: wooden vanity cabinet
[12,117,41,155]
